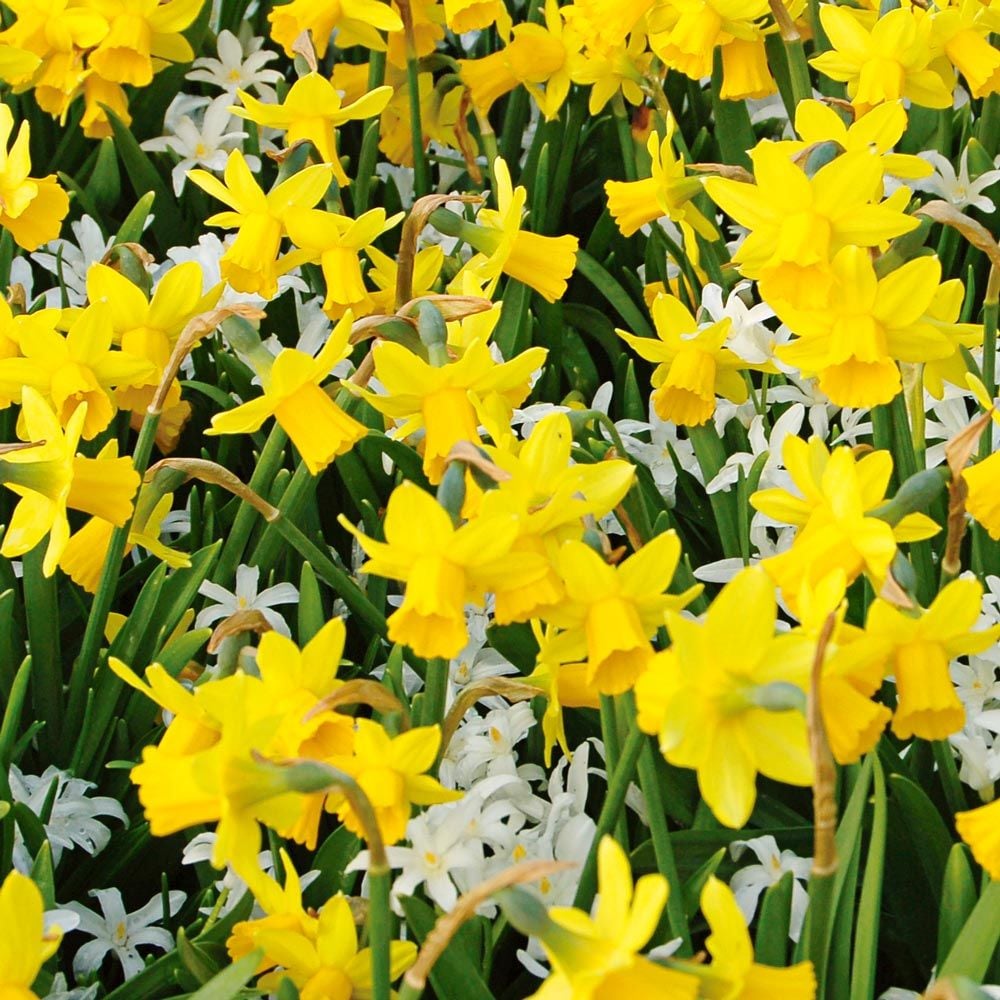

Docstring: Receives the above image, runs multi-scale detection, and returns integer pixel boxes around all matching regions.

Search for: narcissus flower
[865,578,1000,741]
[0,389,139,575]
[350,337,546,484]
[960,375,1000,539]
[341,481,549,657]
[450,158,579,303]
[329,720,460,845]
[0,104,69,251]
[459,0,580,120]
[617,291,758,426]
[545,530,701,695]
[639,567,813,828]
[0,870,62,1000]
[773,246,952,407]
[704,142,919,310]
[605,123,717,239]
[208,312,367,475]
[521,836,700,999]
[86,0,202,87]
[0,302,153,439]
[674,877,816,997]
[751,437,939,601]
[787,100,933,183]
[234,75,393,186]
[189,150,333,298]
[932,0,1000,98]
[229,858,417,997]
[268,0,402,59]
[956,797,1000,880]
[479,411,635,622]
[284,207,399,319]
[810,5,954,112]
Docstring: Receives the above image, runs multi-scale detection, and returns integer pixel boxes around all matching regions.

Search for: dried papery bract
[399,861,574,998]
[149,303,266,417]
[145,457,280,521]
[439,676,545,756]
[396,194,483,307]
[305,679,409,726]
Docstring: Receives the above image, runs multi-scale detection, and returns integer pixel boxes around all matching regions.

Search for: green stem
[636,735,692,953]
[21,545,62,757]
[65,410,160,738]
[369,868,393,1000]
[978,93,1000,158]
[401,3,430,198]
[612,93,637,182]
[353,50,387,214]
[269,515,388,637]
[572,722,644,911]
[978,267,999,463]
[600,696,629,848]
[213,424,289,588]
[417,657,448,729]
[249,460,315,575]
[687,423,742,558]
[932,739,967,816]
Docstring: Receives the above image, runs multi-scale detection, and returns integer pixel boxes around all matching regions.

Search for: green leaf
[400,896,494,1000]
[177,926,219,985]
[575,249,654,339]
[938,844,978,968]
[0,657,30,766]
[682,846,725,920]
[938,880,1000,982]
[298,562,325,645]
[116,191,156,244]
[105,107,185,248]
[888,772,953,906]
[91,136,122,210]
[755,871,794,966]
[850,755,887,1000]
[186,950,264,1000]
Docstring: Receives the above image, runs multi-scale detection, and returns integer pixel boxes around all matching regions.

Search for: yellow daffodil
[234,75,393,187]
[922,279,983,399]
[960,375,1000,538]
[567,21,652,113]
[704,142,919,310]
[525,620,597,766]
[111,658,332,880]
[617,291,757,426]
[792,570,892,765]
[789,99,934,182]
[329,720,460,845]
[773,246,952,407]
[230,863,417,997]
[0,104,69,251]
[0,300,63,401]
[605,122,717,239]
[0,870,62,1000]
[810,5,953,112]
[674,877,816,997]
[0,388,139,575]
[284,207,400,319]
[87,260,222,451]
[751,437,939,602]
[450,158,579,304]
[86,0,202,86]
[341,481,550,657]
[208,312,367,475]
[367,243,444,315]
[459,0,580,119]
[545,530,701,695]
[638,567,812,828]
[444,0,510,34]
[865,578,1000,740]
[349,337,546,484]
[0,302,153,439]
[479,411,635,621]
[525,836,700,999]
[59,481,190,592]
[932,0,1000,97]
[189,150,333,298]
[269,0,403,58]
[648,0,773,91]
[956,798,1000,881]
